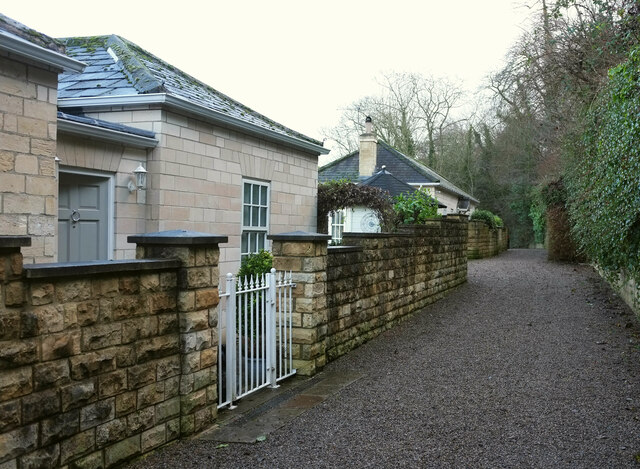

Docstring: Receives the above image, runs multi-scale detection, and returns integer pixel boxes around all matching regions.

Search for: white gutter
[409,182,479,204]
[57,118,158,149]
[0,30,85,72]
[57,93,329,155]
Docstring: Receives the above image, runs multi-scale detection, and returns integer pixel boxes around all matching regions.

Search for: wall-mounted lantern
[128,163,147,192]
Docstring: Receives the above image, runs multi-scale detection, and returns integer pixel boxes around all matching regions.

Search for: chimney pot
[364,116,373,134]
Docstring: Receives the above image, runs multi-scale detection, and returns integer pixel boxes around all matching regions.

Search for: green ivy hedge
[566,45,640,283]
[470,209,504,230]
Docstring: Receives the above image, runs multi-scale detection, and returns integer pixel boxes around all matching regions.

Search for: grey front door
[58,172,110,262]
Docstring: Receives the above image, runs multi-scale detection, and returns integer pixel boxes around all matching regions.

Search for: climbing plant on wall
[317,180,394,233]
[565,45,640,283]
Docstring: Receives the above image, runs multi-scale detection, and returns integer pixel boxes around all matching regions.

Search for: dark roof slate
[360,169,416,197]
[361,169,447,207]
[0,13,65,53]
[319,141,478,203]
[319,141,438,184]
[58,35,322,146]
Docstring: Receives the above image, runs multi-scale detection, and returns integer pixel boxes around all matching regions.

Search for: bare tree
[322,72,466,170]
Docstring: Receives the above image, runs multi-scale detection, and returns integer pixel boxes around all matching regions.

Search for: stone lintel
[268,231,331,242]
[128,230,228,246]
[25,258,180,279]
[0,236,32,248]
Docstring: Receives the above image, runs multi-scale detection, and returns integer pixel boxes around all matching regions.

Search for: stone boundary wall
[325,220,468,362]
[0,231,225,469]
[269,217,469,375]
[603,271,640,318]
[467,221,508,259]
[2,220,472,465]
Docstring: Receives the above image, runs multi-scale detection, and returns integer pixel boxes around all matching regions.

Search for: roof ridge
[106,35,164,94]
[59,35,324,149]
[370,141,478,201]
[377,141,439,182]
[113,36,321,145]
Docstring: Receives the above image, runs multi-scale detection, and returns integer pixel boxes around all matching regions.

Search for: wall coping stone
[128,230,228,245]
[343,232,411,238]
[443,214,469,221]
[469,220,506,230]
[0,236,32,248]
[268,231,332,242]
[328,245,364,254]
[25,258,181,279]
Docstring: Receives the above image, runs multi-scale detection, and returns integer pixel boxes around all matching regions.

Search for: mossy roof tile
[58,34,321,147]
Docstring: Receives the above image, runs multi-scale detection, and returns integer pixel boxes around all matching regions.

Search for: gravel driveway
[127,249,640,468]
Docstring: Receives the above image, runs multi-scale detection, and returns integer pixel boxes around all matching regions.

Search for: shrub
[236,250,273,339]
[238,249,273,280]
[393,188,440,224]
[470,209,503,230]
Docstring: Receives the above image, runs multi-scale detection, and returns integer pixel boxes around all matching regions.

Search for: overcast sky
[3,1,533,163]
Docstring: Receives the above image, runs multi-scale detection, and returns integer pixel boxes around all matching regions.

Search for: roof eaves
[57,94,328,155]
[164,94,328,155]
[57,113,158,149]
[0,29,85,72]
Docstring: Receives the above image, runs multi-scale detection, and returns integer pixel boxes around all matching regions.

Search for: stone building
[1,15,329,274]
[0,14,84,263]
[319,118,478,238]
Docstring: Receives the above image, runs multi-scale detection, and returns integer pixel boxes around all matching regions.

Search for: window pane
[252,207,259,226]
[258,233,265,250]
[260,207,267,227]
[260,185,267,205]
[241,232,248,254]
[249,232,256,253]
[243,206,251,226]
[244,183,251,204]
[252,185,259,204]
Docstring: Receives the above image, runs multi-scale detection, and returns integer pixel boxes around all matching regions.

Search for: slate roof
[58,35,322,147]
[57,111,156,138]
[361,169,447,207]
[319,141,478,203]
[361,168,416,197]
[0,13,64,53]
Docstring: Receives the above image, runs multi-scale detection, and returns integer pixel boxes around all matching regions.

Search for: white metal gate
[218,268,296,408]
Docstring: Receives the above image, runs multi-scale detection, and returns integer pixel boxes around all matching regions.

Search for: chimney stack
[359,116,377,177]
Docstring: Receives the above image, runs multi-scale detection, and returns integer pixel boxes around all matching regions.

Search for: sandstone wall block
[40,409,80,446]
[59,429,95,465]
[79,398,115,431]
[104,434,140,468]
[0,424,38,464]
[18,443,59,469]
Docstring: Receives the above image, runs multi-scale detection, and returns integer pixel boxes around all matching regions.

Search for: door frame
[58,166,115,260]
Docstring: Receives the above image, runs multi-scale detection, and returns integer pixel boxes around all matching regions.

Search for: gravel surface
[127,249,640,468]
